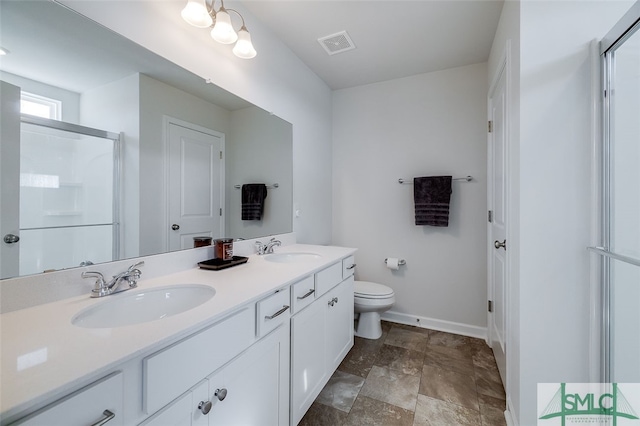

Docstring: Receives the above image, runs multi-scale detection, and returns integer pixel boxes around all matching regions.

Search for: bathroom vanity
[0,244,356,426]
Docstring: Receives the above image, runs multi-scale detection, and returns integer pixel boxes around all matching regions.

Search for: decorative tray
[198,256,249,271]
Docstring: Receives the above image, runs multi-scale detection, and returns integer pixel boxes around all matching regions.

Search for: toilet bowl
[354,281,395,339]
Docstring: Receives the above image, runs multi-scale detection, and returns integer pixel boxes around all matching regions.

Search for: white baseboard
[504,396,517,426]
[380,310,487,340]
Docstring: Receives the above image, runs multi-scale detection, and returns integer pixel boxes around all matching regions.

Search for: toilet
[354,281,395,340]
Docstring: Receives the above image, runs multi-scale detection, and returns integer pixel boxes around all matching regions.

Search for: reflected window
[20,92,61,120]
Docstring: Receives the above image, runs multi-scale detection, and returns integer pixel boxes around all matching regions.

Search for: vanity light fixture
[180,0,257,59]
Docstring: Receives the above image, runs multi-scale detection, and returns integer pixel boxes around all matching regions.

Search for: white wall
[489,1,634,424]
[61,0,333,245]
[81,73,141,258]
[227,107,293,240]
[332,63,488,335]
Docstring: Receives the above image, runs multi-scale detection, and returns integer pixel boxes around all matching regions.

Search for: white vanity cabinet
[290,260,355,426]
[12,372,124,426]
[140,323,289,426]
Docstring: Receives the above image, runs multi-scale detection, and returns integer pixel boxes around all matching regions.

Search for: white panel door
[0,81,21,279]
[168,122,223,251]
[488,62,508,385]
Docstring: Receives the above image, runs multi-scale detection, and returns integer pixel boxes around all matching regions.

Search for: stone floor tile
[391,322,431,336]
[359,365,421,411]
[316,370,365,413]
[343,395,414,426]
[413,394,482,426]
[374,344,425,376]
[475,371,506,401]
[338,337,382,378]
[480,402,507,426]
[385,327,429,353]
[478,392,507,410]
[298,401,348,426]
[427,330,476,353]
[419,364,479,411]
[424,345,475,376]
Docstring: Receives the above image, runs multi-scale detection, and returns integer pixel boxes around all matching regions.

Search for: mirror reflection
[0,0,293,279]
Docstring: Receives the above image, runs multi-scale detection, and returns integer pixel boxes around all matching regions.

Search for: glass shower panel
[610,28,640,260]
[610,259,640,383]
[19,122,116,275]
[19,226,113,275]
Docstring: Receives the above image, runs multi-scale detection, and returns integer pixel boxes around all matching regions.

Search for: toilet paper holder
[384,258,406,266]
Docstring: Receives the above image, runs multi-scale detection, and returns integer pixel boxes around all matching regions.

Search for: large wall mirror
[0,0,293,279]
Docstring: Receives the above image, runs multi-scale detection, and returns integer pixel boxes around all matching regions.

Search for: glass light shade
[232,27,257,59]
[210,9,237,44]
[181,0,212,28]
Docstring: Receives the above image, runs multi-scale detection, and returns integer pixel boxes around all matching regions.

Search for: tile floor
[299,321,507,426]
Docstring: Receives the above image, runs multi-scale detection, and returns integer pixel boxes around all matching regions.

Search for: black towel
[413,176,452,227]
[241,184,268,220]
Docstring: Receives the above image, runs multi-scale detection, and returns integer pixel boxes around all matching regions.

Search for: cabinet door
[139,380,208,426]
[14,372,124,426]
[206,323,290,426]
[325,276,354,372]
[290,296,328,426]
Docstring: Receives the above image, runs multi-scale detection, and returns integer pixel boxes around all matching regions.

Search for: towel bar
[398,176,472,184]
[234,183,279,189]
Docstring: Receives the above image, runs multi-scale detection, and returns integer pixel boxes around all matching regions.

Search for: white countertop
[0,244,356,421]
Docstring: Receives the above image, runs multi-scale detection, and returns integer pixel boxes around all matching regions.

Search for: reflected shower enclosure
[18,118,120,276]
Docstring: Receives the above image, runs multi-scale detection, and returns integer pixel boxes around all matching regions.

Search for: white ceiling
[242,0,505,90]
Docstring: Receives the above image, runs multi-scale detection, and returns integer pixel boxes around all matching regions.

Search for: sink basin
[72,285,215,329]
[264,252,322,263]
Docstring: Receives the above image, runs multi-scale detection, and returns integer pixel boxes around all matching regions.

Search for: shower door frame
[592,1,640,384]
[19,114,122,264]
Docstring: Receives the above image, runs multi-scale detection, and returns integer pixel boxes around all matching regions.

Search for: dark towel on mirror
[414,176,452,227]
[241,184,268,220]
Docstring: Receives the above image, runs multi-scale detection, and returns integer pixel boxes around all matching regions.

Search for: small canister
[215,238,234,261]
[193,237,213,248]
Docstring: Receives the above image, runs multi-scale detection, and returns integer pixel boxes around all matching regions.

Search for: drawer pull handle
[328,297,338,307]
[346,264,356,270]
[297,289,315,300]
[265,305,289,320]
[198,400,213,414]
[90,410,115,426]
[215,388,228,401]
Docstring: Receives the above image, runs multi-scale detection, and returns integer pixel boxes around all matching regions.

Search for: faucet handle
[128,261,144,272]
[81,271,105,285]
[255,241,265,255]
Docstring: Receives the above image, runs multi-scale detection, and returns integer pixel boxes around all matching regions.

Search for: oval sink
[72,285,215,329]
[264,252,322,263]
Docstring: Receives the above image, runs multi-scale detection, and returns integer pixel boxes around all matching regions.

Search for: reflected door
[0,81,21,279]
[167,121,224,251]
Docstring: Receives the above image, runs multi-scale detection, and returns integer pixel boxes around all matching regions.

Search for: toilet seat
[354,281,394,299]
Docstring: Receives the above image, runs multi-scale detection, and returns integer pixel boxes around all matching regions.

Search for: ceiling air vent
[317,31,356,56]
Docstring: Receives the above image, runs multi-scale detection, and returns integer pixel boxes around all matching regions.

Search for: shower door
[593,3,640,384]
[17,116,121,276]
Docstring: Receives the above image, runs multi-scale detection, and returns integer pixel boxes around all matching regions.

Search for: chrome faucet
[255,238,282,255]
[82,261,144,298]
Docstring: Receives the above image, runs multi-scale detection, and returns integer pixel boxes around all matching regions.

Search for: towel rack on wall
[397,176,473,184]
[234,183,279,189]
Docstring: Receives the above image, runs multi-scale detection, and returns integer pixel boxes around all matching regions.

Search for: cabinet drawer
[291,275,315,314]
[316,262,343,296]
[14,372,124,426]
[143,307,254,415]
[256,289,290,338]
[342,256,356,279]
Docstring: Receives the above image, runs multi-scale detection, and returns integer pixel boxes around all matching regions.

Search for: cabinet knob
[171,224,180,231]
[3,234,19,244]
[215,388,228,401]
[198,400,212,415]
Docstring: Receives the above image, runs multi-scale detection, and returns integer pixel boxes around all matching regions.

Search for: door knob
[3,234,19,244]
[494,240,506,250]
[171,224,180,231]
[215,388,228,401]
[198,400,212,415]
